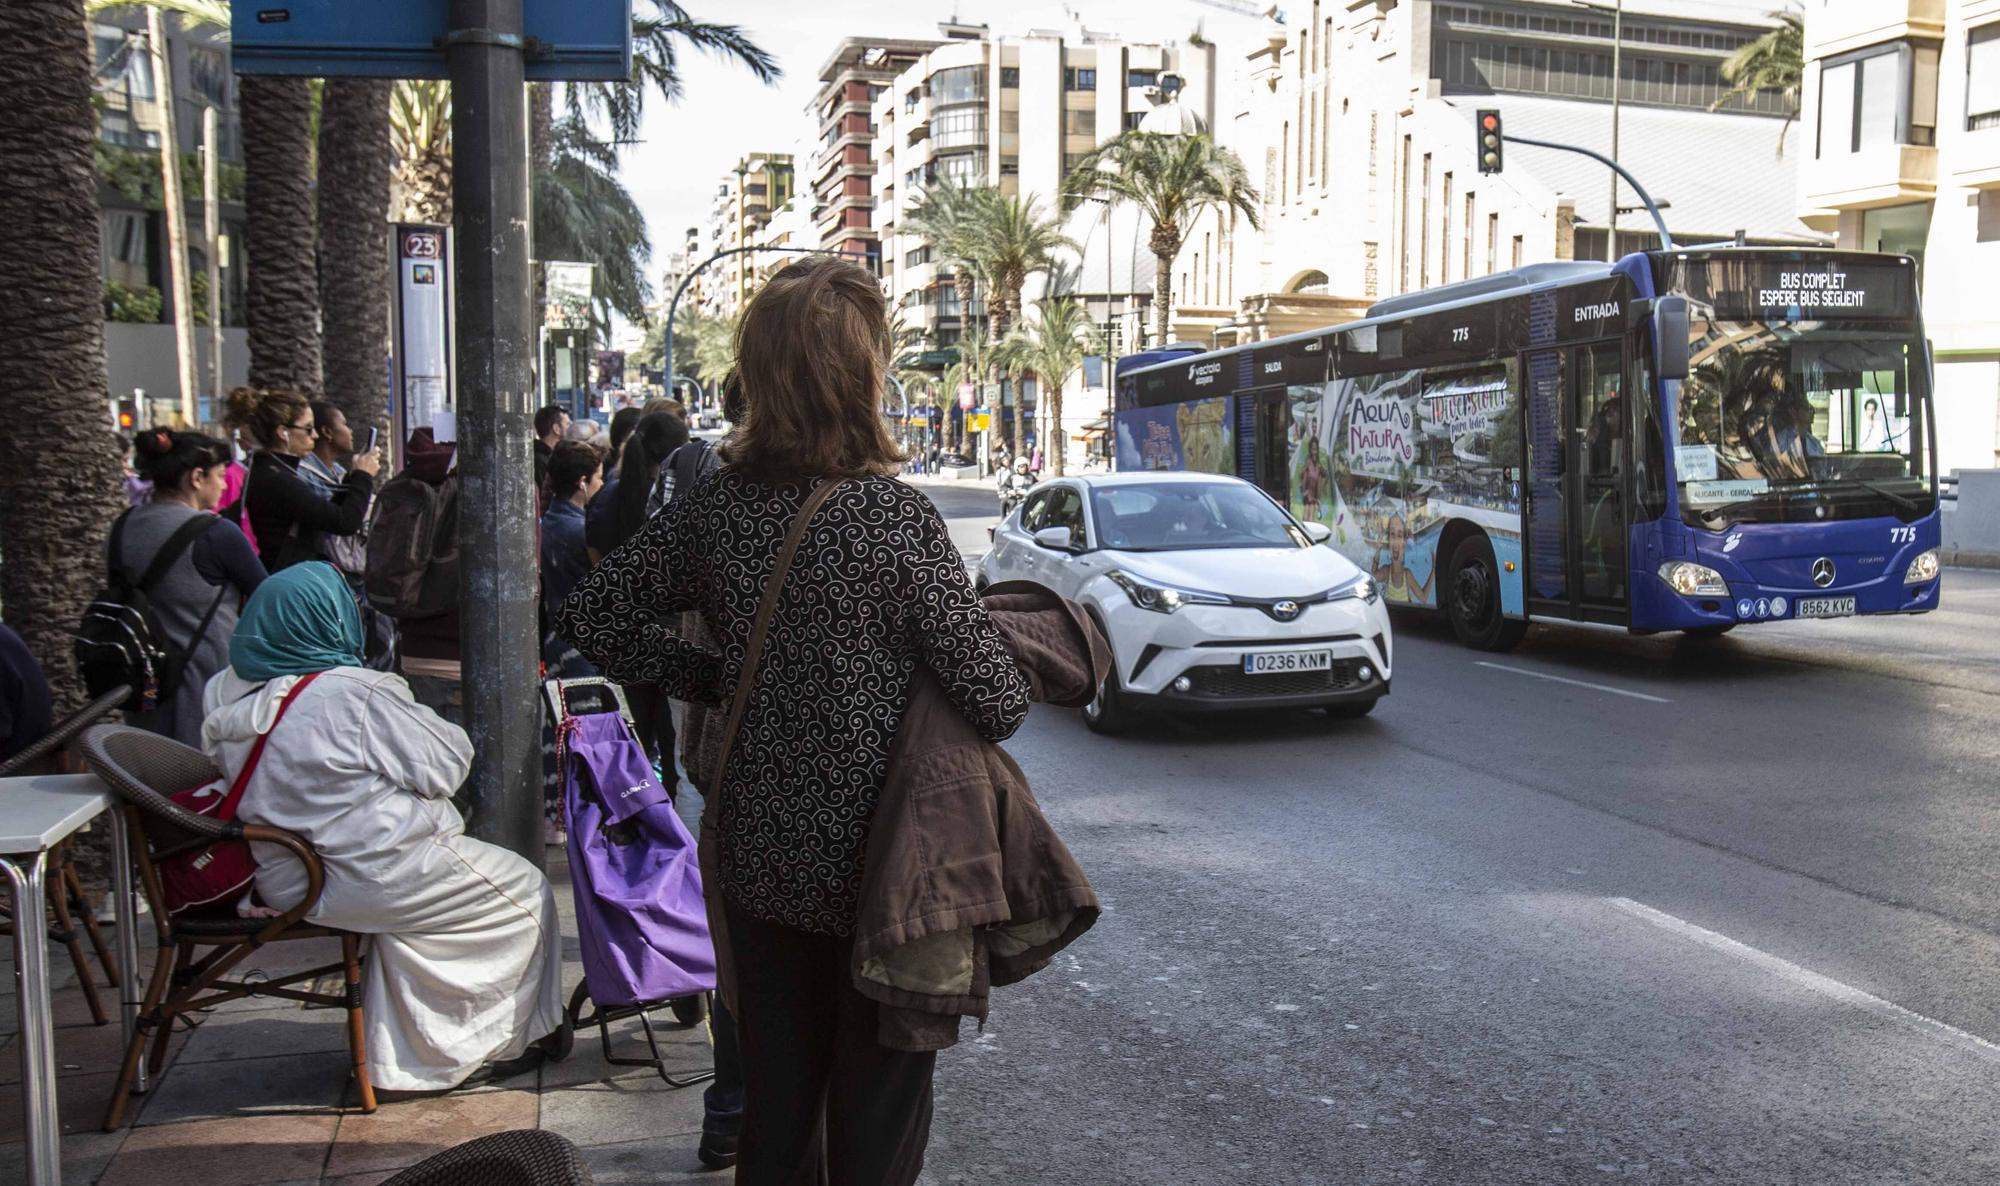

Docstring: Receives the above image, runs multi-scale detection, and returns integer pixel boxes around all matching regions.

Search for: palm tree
[0,0,131,708]
[1062,132,1261,349]
[318,79,394,433]
[990,330,1034,460]
[536,117,653,331]
[559,2,779,145]
[905,184,991,345]
[240,73,322,392]
[1711,10,1805,156]
[391,81,454,223]
[1006,295,1100,476]
[965,191,1075,341]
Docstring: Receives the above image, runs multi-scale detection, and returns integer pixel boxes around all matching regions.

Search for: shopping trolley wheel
[669,993,708,1027]
[566,980,592,1030]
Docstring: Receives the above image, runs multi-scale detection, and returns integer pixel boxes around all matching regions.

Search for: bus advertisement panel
[1288,363,1522,611]
[1115,396,1235,474]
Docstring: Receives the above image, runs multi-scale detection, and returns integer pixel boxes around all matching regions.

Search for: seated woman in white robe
[202,562,565,1092]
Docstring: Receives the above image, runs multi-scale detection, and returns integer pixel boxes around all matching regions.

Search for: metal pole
[1610,0,1623,259]
[1502,132,1673,248]
[202,104,223,412]
[446,0,540,865]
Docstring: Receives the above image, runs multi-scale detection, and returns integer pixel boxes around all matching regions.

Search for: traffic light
[114,398,139,431]
[1477,109,1504,174]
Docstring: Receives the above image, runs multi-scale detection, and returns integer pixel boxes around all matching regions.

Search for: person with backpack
[228,386,380,572]
[93,428,266,745]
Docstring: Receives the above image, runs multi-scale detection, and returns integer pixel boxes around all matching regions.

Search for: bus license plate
[1243,650,1332,674]
[1795,596,1856,619]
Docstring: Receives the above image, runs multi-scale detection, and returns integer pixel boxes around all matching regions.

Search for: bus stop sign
[233,1,633,81]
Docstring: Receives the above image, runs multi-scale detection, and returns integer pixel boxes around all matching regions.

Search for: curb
[1945,550,2000,572]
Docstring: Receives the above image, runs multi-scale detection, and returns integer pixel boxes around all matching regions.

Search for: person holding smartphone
[230,387,381,573]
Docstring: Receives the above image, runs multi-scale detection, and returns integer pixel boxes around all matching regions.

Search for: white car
[977,473,1392,733]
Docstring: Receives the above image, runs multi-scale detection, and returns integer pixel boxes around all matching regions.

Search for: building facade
[811,37,941,265]
[1173,0,1825,348]
[701,152,794,318]
[1797,0,2000,472]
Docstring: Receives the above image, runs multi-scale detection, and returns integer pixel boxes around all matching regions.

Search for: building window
[1487,211,1499,274]
[1063,108,1094,135]
[1127,69,1158,89]
[1441,171,1453,283]
[931,65,985,107]
[1000,157,1019,176]
[1420,153,1432,289]
[1971,25,2000,131]
[1512,234,1524,268]
[905,245,933,267]
[932,108,987,149]
[1818,41,1939,156]
[934,151,986,187]
[1065,67,1097,91]
[1062,152,1090,174]
[1124,111,1146,131]
[1000,66,1021,88]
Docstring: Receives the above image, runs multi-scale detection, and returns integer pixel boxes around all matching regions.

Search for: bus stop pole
[446,0,542,865]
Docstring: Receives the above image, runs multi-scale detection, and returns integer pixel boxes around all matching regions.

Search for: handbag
[160,673,320,915]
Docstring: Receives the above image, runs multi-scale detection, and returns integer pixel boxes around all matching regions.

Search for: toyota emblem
[1811,557,1836,587]
[1271,600,1302,621]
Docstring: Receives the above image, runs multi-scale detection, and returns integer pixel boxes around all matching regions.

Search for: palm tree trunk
[1050,380,1066,477]
[0,0,129,710]
[242,76,323,393]
[317,79,393,434]
[530,83,553,324]
[1150,223,1180,349]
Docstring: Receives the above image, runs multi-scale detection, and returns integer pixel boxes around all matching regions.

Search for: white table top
[0,773,113,856]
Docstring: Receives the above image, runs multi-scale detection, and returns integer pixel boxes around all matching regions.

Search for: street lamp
[1574,0,1624,261]
[662,244,878,385]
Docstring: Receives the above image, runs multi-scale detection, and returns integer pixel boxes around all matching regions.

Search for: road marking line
[1608,897,2000,1065]
[1473,662,1671,703]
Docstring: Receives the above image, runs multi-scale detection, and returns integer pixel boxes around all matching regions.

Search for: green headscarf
[230,562,365,682]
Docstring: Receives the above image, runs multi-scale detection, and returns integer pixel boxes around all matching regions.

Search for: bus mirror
[1655,296,1690,380]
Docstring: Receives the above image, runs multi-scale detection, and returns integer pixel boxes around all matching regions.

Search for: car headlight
[1327,575,1379,605]
[1905,547,1939,584]
[1105,570,1230,614]
[1657,561,1729,597]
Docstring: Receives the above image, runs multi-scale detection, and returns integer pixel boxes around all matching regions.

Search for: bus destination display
[1668,256,1916,321]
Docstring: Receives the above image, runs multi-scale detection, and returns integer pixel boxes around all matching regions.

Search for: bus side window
[1632,349,1667,520]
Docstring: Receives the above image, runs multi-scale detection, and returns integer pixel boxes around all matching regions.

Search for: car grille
[1184,659,1369,698]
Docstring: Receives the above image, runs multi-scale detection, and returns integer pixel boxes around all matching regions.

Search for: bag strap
[216,672,321,820]
[710,480,845,795]
[134,512,219,594]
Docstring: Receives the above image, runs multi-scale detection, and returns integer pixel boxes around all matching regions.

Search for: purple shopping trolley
[546,676,717,1088]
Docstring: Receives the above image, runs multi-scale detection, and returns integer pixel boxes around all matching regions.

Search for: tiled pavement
[2,849,722,1185]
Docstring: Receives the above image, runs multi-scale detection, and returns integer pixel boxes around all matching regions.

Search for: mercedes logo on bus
[1811,558,1837,587]
[1270,600,1302,621]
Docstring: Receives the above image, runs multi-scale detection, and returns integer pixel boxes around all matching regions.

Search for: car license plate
[1795,596,1856,619]
[1243,650,1332,674]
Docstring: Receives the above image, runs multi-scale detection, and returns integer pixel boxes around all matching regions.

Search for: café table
[2,773,144,1186]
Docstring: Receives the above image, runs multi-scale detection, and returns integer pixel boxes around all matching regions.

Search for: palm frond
[87,0,232,35]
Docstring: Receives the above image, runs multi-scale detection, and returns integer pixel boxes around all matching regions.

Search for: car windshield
[1672,319,1934,526]
[1091,482,1309,551]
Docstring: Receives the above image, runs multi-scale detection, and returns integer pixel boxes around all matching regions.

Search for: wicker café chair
[383,1130,594,1186]
[0,684,133,1026]
[78,723,376,1129]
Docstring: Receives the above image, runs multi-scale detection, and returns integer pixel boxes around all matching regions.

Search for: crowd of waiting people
[3,254,1093,1184]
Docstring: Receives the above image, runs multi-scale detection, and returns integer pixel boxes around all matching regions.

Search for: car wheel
[1445,534,1528,652]
[1082,662,1133,736]
[1681,624,1734,639]
[1321,697,1378,720]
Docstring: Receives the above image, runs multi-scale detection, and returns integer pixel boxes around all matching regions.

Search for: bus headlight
[1657,561,1729,597]
[1905,548,1939,584]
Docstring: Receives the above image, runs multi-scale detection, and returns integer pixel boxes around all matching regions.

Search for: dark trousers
[723,901,937,1186]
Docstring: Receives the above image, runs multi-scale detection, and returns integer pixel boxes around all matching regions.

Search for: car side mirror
[1301,521,1333,543]
[1655,295,1690,381]
[1033,526,1075,551]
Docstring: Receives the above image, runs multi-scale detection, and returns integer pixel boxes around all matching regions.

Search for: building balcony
[819,98,872,133]
[1800,142,1937,213]
[1804,0,1945,59]
[1951,128,2000,190]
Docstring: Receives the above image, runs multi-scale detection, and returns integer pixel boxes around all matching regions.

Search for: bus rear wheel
[1446,534,1527,652]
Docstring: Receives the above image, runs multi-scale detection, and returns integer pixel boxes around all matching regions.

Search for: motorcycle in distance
[997,457,1036,518]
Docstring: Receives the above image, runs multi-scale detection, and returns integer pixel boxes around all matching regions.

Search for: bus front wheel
[1446,535,1527,652]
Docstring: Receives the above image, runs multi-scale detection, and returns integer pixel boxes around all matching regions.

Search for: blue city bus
[1113,249,1940,649]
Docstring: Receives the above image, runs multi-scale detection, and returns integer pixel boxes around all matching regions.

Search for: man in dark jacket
[0,623,52,766]
[533,405,568,495]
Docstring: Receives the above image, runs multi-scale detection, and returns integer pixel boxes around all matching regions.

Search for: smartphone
[364,426,379,454]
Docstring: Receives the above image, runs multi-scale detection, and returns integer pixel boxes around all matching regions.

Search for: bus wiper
[1840,478,1921,514]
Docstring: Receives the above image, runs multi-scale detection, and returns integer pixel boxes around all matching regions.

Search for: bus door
[1522,339,1630,621]
[1250,389,1290,501]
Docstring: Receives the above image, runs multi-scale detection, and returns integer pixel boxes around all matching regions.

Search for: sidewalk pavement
[1,847,718,1186]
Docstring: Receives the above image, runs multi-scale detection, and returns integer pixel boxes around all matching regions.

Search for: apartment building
[1173,0,1824,347]
[1797,0,2000,471]
[91,11,249,412]
[701,152,794,317]
[811,37,940,265]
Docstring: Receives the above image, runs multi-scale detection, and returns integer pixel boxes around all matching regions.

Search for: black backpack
[75,511,226,712]
[364,472,460,619]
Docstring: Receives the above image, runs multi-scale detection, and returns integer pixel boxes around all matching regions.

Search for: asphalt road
[910,477,2000,1185]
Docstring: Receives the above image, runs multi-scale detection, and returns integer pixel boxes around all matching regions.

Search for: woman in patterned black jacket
[557,256,1031,1185]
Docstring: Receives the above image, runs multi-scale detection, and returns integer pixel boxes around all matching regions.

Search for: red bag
[160,674,320,915]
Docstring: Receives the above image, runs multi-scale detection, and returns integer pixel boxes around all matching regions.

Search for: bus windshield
[1672,319,1933,527]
